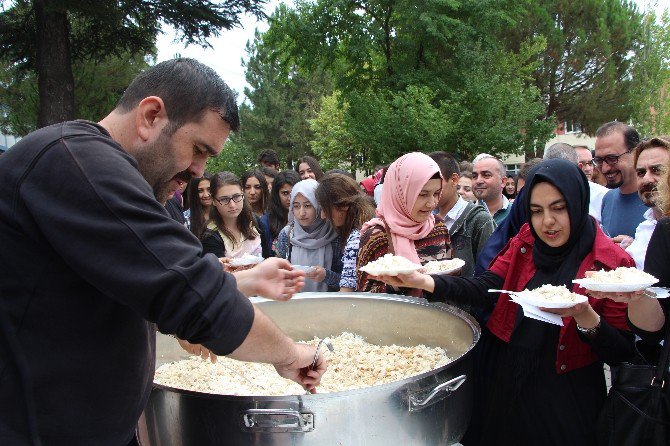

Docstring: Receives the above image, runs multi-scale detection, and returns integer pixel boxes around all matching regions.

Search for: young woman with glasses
[201,172,266,260]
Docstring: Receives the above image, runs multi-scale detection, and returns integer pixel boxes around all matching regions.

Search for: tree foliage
[497,0,644,133]
[630,10,670,136]
[0,0,268,127]
[0,52,152,136]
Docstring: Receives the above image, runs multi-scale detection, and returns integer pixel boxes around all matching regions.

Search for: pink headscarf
[361,152,443,264]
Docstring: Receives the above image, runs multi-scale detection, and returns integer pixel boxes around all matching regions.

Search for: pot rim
[153,292,481,401]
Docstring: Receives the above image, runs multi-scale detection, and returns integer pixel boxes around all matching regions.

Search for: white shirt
[442,196,469,230]
[588,181,608,224]
[625,208,658,270]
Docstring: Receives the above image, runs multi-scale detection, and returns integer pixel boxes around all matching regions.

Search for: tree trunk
[34,0,74,128]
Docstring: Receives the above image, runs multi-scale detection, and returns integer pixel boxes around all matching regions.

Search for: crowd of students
[168,126,670,445]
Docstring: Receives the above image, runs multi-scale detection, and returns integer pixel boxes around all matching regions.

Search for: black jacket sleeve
[428,270,504,311]
[630,218,670,344]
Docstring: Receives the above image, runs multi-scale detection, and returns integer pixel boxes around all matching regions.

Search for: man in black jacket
[0,58,324,446]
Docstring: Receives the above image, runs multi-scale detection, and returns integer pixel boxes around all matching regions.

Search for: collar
[478,195,509,213]
[645,207,657,222]
[446,196,468,220]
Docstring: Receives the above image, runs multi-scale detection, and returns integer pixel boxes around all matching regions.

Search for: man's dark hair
[261,166,278,179]
[258,149,280,169]
[116,58,239,134]
[517,158,543,181]
[428,151,460,178]
[595,121,640,151]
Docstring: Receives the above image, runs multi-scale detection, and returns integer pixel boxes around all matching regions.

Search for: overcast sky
[155,1,287,104]
[156,0,666,104]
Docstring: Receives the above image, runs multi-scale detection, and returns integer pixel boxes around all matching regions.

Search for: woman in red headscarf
[356,152,452,296]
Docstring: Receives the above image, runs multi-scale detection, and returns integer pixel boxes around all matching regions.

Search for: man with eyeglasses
[620,137,670,269]
[594,121,647,241]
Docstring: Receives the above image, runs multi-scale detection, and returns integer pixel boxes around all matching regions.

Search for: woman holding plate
[356,152,452,296]
[373,159,636,446]
[276,178,341,292]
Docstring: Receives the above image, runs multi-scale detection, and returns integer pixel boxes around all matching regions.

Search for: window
[563,120,582,134]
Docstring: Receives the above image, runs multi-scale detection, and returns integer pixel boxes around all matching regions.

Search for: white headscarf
[288,179,339,292]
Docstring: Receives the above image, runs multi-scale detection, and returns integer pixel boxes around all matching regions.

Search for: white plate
[516,292,589,309]
[572,278,658,292]
[421,258,466,275]
[360,264,423,277]
[228,255,264,267]
[292,265,316,273]
[646,287,670,299]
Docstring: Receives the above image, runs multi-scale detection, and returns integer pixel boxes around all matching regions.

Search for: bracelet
[576,315,601,337]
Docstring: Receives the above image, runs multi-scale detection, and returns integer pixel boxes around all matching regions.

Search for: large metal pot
[140,292,480,445]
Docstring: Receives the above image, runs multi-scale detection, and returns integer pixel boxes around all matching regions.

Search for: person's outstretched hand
[233,258,306,300]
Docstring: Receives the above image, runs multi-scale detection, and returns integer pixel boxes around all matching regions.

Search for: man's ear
[135,96,168,142]
[451,173,460,184]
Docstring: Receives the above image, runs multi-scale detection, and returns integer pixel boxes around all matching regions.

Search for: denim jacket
[449,202,495,278]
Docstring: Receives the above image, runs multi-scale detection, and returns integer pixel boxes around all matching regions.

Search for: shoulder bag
[597,321,670,445]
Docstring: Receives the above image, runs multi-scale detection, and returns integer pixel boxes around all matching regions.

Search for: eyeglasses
[592,148,633,167]
[214,194,244,205]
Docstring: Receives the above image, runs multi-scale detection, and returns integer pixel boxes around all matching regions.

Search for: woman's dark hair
[294,156,324,181]
[267,170,301,239]
[187,173,213,239]
[325,168,355,179]
[315,173,376,251]
[241,169,270,215]
[207,172,257,244]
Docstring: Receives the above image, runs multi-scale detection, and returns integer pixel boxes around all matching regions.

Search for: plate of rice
[421,258,466,275]
[573,267,658,292]
[511,284,588,309]
[228,254,264,267]
[360,254,423,276]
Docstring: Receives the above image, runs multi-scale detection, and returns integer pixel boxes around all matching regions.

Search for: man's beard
[639,182,658,207]
[133,130,188,203]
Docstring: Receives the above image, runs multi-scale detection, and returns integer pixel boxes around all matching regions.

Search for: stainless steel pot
[140,292,480,446]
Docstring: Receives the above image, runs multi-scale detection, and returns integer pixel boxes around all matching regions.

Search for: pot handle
[408,374,466,412]
[241,409,314,433]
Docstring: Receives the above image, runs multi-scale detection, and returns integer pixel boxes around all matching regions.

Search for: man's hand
[274,343,327,393]
[176,338,217,363]
[233,258,306,300]
[611,235,632,247]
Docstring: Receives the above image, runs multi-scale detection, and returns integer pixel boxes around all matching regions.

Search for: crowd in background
[163,121,670,445]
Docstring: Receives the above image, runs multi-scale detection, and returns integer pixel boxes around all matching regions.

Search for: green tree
[238,25,332,169]
[630,10,670,136]
[266,0,552,166]
[0,52,152,136]
[0,0,267,128]
[498,0,645,133]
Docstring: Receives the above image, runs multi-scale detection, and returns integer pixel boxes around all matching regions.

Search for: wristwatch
[576,315,601,337]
